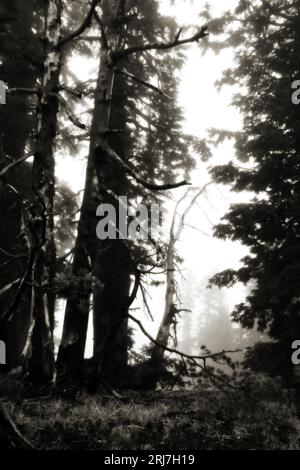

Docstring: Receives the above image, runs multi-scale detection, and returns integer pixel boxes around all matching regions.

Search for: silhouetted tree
[204,0,300,378]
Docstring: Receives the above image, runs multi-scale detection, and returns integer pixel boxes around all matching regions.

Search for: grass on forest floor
[1,377,300,450]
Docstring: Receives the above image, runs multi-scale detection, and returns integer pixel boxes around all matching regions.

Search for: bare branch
[7,88,39,95]
[51,92,87,130]
[115,68,172,100]
[175,183,212,241]
[140,283,154,321]
[58,85,84,99]
[0,153,34,178]
[96,140,190,190]
[127,268,141,307]
[0,247,29,259]
[0,278,21,296]
[57,248,75,262]
[58,0,100,48]
[128,312,243,361]
[113,25,208,60]
[183,223,210,236]
[68,35,101,43]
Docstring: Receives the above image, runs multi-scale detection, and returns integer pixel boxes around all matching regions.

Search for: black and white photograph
[1,0,300,457]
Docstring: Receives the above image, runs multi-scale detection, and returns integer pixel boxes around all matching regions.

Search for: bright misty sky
[55,0,249,356]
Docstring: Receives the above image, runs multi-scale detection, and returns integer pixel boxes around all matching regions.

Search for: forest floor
[1,375,300,450]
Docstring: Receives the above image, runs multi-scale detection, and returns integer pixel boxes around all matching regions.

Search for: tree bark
[29,0,62,383]
[57,0,128,383]
[57,158,97,382]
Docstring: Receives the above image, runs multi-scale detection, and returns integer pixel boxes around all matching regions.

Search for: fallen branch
[98,378,125,401]
[0,402,35,449]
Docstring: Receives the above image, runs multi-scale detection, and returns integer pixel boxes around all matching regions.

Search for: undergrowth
[1,374,300,450]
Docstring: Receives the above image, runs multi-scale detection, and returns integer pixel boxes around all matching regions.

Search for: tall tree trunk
[57,159,97,382]
[57,0,128,384]
[29,0,62,383]
[93,240,131,385]
[91,0,134,387]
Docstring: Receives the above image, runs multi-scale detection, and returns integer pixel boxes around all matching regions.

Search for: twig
[128,312,243,362]
[140,283,154,321]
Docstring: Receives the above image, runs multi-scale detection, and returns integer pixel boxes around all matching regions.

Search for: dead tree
[151,185,211,368]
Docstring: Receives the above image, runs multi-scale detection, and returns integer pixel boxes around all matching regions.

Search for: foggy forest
[1,0,300,455]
